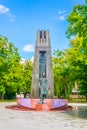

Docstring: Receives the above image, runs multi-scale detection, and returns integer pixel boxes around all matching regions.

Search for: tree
[66,3,87,101]
[0,35,20,99]
[86,0,87,4]
[17,60,33,97]
[52,50,74,99]
[66,4,87,39]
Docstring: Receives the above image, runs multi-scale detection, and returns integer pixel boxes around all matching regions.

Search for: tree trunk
[86,96,87,102]
[64,77,67,98]
[1,92,5,99]
[24,93,26,98]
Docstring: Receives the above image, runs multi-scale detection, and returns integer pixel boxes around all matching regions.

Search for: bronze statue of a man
[39,73,48,104]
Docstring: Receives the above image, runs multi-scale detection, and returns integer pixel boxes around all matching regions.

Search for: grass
[0,99,16,102]
[0,98,87,103]
[69,98,87,103]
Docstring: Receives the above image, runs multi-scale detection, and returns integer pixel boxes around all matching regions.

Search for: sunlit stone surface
[31,30,54,98]
[1,102,87,130]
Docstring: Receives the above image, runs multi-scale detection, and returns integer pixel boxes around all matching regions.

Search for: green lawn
[0,98,87,103]
[69,98,87,103]
[0,99,16,102]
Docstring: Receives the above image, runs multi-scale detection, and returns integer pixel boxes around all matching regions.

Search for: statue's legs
[40,94,46,104]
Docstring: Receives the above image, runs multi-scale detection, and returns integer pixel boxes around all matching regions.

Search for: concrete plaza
[0,102,87,130]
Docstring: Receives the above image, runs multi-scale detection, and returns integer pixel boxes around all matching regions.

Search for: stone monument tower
[31,30,54,98]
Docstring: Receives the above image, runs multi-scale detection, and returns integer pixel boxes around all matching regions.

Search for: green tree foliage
[17,60,33,97]
[0,35,20,99]
[52,50,74,99]
[0,35,33,99]
[52,3,87,100]
[66,4,87,39]
[66,3,87,101]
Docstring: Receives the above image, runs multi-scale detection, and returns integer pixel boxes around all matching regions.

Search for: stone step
[35,103,50,111]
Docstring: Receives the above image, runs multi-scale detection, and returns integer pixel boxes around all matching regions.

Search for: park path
[0,102,87,130]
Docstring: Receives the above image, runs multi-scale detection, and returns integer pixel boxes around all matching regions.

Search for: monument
[16,30,68,111]
[31,30,54,98]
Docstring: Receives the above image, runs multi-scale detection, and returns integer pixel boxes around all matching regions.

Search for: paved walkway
[0,102,87,130]
[68,102,87,106]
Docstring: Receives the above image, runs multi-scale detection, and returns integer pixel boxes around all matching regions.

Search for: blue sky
[0,0,85,59]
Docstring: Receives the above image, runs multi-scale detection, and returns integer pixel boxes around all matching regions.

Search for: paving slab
[0,102,87,130]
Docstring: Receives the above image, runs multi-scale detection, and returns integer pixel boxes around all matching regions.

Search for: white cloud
[0,4,9,14]
[0,4,15,21]
[58,10,66,14]
[59,15,66,21]
[30,56,34,62]
[54,9,67,21]
[23,44,34,52]
[7,12,15,21]
[55,10,67,21]
[55,15,66,21]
